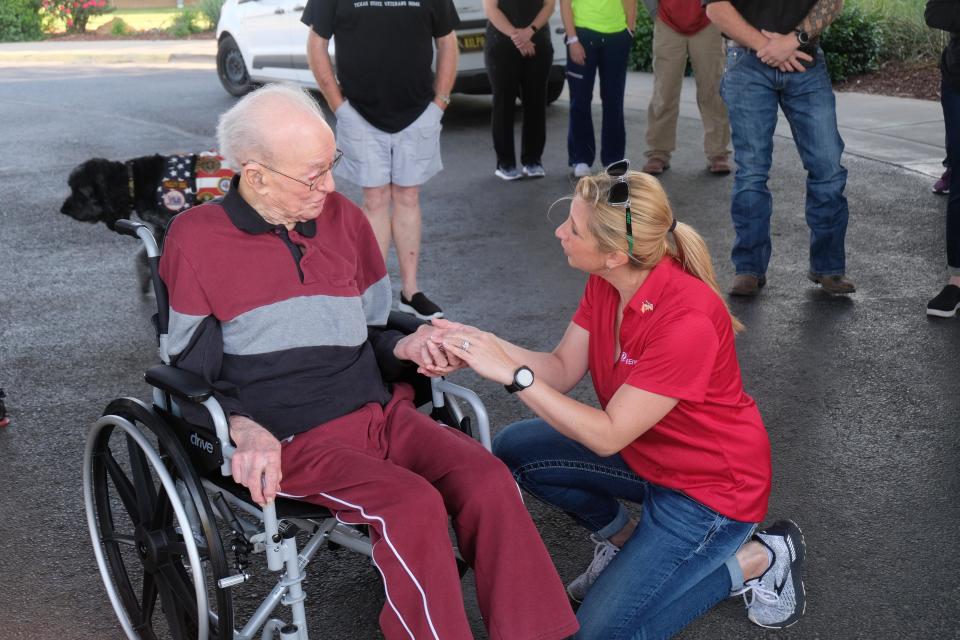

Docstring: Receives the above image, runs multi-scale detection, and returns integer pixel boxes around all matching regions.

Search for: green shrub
[629,10,655,72]
[168,8,205,37]
[197,0,224,29]
[821,5,883,81]
[109,16,130,35]
[0,0,42,42]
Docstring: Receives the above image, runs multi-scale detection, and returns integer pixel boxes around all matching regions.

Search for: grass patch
[46,7,213,34]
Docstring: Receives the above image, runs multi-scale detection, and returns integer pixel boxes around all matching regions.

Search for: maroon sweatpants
[278,384,578,640]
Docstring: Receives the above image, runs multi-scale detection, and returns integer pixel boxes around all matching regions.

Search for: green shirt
[572,0,627,33]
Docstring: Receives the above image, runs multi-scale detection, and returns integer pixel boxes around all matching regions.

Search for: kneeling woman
[435,163,805,638]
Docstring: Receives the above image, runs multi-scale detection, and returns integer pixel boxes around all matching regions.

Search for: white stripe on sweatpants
[320,491,441,640]
[339,515,415,640]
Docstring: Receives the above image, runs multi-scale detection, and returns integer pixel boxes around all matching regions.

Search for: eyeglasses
[605,159,633,253]
[244,149,343,191]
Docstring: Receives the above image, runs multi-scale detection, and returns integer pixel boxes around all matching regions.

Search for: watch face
[516,367,534,388]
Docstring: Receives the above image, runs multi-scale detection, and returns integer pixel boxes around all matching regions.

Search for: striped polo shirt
[159,178,399,440]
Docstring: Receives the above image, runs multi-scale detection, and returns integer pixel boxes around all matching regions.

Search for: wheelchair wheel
[83,397,233,640]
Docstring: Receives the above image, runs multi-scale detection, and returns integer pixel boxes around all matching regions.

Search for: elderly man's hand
[228,415,282,506]
[394,323,466,377]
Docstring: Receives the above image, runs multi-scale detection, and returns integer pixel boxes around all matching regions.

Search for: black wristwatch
[505,366,535,394]
[795,29,810,45]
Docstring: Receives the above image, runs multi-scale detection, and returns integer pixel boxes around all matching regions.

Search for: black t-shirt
[303,0,459,133]
[494,0,542,29]
[702,0,817,34]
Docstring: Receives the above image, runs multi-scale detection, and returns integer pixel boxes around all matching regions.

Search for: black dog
[61,153,234,292]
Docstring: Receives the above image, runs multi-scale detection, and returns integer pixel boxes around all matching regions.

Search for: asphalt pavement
[0,41,957,640]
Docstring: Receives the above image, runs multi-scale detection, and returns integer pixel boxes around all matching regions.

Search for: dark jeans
[720,46,849,277]
[566,27,632,167]
[493,419,755,640]
[942,76,960,273]
[485,28,553,168]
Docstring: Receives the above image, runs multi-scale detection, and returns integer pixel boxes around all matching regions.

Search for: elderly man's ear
[241,164,268,194]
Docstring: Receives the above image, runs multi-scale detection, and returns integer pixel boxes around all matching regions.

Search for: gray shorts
[334,101,444,188]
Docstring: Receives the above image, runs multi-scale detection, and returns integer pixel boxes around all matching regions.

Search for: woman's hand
[434,328,519,385]
[568,41,586,66]
[511,26,535,48]
[518,41,537,57]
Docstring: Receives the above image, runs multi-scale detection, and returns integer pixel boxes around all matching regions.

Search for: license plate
[457,33,485,53]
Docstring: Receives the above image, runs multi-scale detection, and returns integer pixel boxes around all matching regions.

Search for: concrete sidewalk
[0,37,945,178]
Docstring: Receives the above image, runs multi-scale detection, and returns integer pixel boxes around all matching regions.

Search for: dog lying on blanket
[60,152,234,292]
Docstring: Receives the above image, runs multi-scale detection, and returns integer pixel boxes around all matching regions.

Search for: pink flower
[66,18,73,27]
[82,1,92,7]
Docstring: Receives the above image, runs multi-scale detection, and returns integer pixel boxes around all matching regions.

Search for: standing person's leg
[362,185,393,259]
[596,28,632,166]
[644,17,687,172]
[384,398,579,640]
[278,402,473,640]
[928,74,960,316]
[334,103,394,260]
[393,103,445,318]
[719,49,779,289]
[943,78,960,279]
[518,33,553,170]
[777,49,852,291]
[486,30,522,174]
[567,27,601,170]
[688,22,731,172]
[575,486,755,640]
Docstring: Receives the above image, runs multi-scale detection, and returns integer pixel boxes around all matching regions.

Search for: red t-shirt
[572,258,771,522]
[658,0,710,36]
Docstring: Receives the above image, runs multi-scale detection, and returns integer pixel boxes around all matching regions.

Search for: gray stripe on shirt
[361,275,391,326]
[223,294,368,355]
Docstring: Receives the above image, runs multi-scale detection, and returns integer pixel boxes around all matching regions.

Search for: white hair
[216,83,326,169]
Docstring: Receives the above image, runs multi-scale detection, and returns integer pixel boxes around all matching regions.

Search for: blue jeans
[720,46,849,277]
[566,27,632,167]
[941,76,960,273]
[493,419,756,640]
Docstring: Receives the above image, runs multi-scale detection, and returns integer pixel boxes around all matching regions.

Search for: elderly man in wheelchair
[82,83,578,640]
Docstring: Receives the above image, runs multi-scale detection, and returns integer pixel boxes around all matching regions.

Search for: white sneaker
[571,163,591,178]
[522,163,546,178]
[494,166,522,181]
[736,520,807,629]
[565,534,619,602]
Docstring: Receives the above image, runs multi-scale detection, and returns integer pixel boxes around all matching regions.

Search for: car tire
[217,34,253,97]
[547,78,565,105]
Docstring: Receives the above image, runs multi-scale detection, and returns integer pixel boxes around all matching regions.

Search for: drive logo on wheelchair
[190,430,216,454]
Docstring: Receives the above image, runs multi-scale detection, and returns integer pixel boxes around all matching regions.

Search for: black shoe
[399,291,444,320]
[927,284,960,318]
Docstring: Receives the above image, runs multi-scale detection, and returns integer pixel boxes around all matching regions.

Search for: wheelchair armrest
[385,310,426,335]
[144,365,214,404]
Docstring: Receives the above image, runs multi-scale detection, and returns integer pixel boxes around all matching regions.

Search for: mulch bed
[833,59,941,102]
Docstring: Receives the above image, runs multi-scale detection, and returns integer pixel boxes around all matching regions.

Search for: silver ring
[460,339,471,352]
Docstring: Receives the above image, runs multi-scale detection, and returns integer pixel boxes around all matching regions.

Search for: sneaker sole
[751,520,807,630]
[495,172,522,181]
[927,302,960,318]
[397,302,444,321]
[523,172,546,179]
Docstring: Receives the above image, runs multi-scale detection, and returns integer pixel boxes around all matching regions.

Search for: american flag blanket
[157,151,234,215]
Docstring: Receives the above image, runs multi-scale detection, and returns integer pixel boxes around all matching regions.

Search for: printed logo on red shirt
[641,300,655,313]
[619,351,638,366]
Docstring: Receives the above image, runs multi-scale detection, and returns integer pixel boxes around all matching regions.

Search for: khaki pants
[645,18,730,162]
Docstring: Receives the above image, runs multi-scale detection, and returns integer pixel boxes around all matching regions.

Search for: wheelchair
[82,219,493,640]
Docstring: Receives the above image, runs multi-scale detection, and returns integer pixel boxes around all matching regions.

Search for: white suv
[215,0,567,104]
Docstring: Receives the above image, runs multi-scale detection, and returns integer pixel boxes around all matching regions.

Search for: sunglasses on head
[605,159,633,253]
